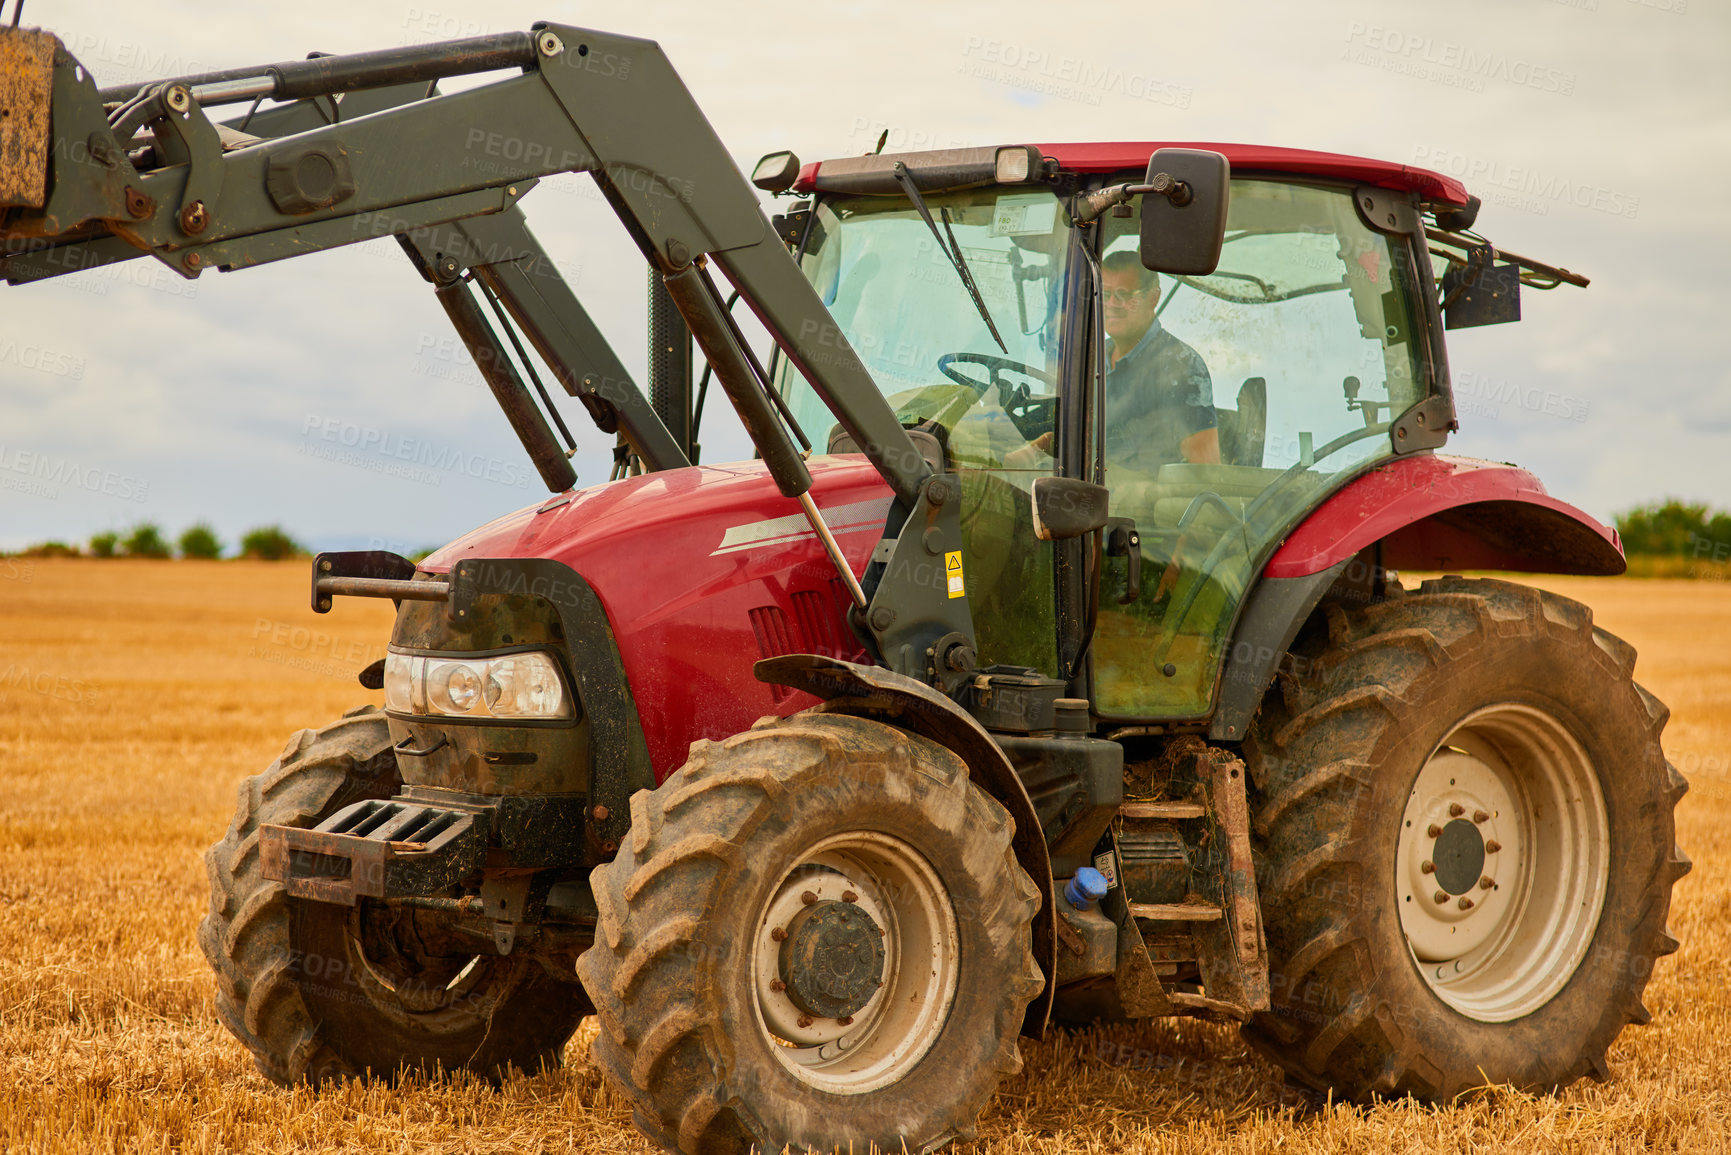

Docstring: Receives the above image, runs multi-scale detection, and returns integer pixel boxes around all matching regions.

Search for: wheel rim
[750,831,959,1094]
[1397,702,1609,1022]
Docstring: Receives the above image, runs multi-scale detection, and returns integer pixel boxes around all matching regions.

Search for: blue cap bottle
[1063,867,1109,911]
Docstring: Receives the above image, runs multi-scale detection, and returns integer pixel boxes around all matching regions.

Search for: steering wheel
[937,351,1051,395]
[935,352,1057,443]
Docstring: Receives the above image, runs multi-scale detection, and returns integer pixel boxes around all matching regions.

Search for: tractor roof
[796,142,1470,207]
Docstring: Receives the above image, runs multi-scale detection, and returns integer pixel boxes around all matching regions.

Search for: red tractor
[0,18,1686,1154]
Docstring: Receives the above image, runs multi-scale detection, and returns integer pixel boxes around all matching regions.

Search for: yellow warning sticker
[945,550,965,598]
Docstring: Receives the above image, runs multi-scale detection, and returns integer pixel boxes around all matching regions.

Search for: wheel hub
[1432,817,1486,895]
[779,900,886,1020]
[1400,749,1513,958]
[751,834,960,1094]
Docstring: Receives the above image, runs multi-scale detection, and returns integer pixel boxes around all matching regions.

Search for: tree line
[14,524,306,560]
[1613,500,1731,559]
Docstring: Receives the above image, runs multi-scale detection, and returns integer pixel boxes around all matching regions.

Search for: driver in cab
[1100,251,1219,468]
[1004,251,1218,470]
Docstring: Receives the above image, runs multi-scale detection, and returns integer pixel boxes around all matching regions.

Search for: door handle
[1105,517,1141,605]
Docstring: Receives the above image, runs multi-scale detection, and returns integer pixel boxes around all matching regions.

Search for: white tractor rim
[1397,702,1609,1022]
[749,830,959,1094]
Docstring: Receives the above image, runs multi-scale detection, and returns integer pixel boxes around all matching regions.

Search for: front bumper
[260,788,589,905]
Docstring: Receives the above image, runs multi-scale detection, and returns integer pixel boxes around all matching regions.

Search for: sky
[1,0,1726,553]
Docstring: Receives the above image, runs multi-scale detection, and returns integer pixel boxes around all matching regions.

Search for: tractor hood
[418,457,894,777]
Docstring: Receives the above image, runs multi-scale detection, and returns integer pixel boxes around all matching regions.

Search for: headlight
[383,651,574,721]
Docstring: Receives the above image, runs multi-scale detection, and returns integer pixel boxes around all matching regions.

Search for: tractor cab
[772,144,1469,722]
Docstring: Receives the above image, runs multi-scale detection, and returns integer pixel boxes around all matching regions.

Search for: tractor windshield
[775,188,1074,466]
[776,187,1075,673]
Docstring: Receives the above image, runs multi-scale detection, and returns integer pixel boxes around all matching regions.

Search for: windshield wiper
[890,161,1008,353]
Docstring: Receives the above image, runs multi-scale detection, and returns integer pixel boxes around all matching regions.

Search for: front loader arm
[0,21,976,685]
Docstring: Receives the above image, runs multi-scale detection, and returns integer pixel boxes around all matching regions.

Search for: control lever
[1105,517,1141,605]
[1344,375,1390,428]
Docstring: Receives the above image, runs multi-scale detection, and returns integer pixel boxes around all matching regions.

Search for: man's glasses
[1102,289,1148,304]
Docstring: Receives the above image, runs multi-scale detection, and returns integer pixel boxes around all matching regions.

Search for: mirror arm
[1070,172,1193,225]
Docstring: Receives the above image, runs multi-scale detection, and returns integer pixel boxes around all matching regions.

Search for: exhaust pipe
[0,25,54,210]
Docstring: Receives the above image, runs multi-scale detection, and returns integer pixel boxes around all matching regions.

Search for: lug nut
[1448,803,1465,818]
[1479,876,1495,890]
[1474,810,1490,824]
[1458,896,1474,910]
[842,890,859,903]
[770,979,786,992]
[1427,824,1443,839]
[836,1015,854,1026]
[1421,860,1436,874]
[770,927,788,942]
[796,1015,813,1028]
[1485,840,1502,854]
[590,804,609,821]
[1433,890,1448,905]
[801,891,818,906]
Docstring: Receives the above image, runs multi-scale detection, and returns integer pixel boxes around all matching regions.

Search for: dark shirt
[1103,319,1215,472]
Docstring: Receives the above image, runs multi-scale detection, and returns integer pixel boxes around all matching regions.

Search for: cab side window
[1091,180,1427,719]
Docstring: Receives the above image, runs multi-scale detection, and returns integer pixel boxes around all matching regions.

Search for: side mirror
[1031,476,1110,541]
[1139,148,1230,276]
[751,150,801,193]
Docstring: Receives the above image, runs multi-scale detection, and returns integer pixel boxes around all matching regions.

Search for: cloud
[2,0,1726,551]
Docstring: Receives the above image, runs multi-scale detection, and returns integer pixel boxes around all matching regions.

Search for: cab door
[1088,179,1436,719]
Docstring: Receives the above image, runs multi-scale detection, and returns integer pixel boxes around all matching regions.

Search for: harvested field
[0,559,1726,1153]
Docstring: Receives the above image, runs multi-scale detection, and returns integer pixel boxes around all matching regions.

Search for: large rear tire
[199,706,585,1083]
[578,713,1043,1155]
[1241,577,1689,1099]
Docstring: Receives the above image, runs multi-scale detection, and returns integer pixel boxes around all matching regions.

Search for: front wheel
[1242,577,1690,1099]
[578,713,1043,1155]
[199,707,585,1084]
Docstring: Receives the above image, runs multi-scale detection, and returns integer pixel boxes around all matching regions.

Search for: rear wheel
[199,706,585,1083]
[1242,577,1689,1099]
[578,712,1043,1155]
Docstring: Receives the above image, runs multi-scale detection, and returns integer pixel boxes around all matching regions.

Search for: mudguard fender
[1214,455,1624,740]
[1263,454,1625,580]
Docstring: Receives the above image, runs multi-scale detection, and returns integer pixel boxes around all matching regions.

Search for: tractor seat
[827,422,948,475]
[1214,377,1267,468]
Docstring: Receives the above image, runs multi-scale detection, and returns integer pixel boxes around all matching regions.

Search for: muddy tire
[199,706,585,1084]
[578,712,1043,1155]
[1240,577,1689,1100]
